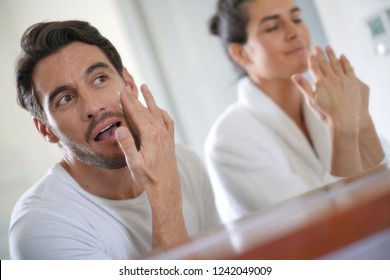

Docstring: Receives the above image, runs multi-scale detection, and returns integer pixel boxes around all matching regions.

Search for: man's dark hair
[16,20,124,120]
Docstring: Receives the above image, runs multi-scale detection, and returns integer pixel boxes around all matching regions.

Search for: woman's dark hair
[209,0,253,76]
[16,20,124,120]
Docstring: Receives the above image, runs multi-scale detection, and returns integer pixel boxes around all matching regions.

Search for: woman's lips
[286,46,307,55]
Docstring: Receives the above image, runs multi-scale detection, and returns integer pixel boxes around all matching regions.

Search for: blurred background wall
[1,0,389,259]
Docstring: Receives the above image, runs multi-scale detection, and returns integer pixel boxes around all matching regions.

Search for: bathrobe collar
[237,77,331,172]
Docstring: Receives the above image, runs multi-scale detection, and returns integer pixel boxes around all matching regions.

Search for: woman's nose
[285,21,299,40]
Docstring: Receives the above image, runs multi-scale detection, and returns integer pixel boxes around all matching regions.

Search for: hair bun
[208,14,220,36]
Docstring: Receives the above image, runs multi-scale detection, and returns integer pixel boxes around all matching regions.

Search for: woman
[205,0,386,222]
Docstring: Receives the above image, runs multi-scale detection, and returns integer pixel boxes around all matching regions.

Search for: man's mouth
[94,122,121,141]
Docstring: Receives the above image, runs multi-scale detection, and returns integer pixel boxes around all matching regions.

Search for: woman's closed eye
[292,18,302,24]
[265,24,279,32]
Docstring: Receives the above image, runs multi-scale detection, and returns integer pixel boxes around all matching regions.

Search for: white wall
[0,0,140,259]
[314,0,390,143]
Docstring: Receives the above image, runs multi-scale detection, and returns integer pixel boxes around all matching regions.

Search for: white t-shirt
[9,145,220,259]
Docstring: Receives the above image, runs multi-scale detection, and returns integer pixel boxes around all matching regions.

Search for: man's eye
[93,75,107,85]
[58,95,73,106]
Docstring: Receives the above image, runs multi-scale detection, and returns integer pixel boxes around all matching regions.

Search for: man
[9,20,220,259]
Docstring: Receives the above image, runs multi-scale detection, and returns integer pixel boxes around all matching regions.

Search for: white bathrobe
[205,77,354,222]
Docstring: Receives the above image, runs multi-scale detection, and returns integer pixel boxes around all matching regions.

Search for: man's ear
[122,67,138,96]
[33,117,59,143]
[228,43,251,70]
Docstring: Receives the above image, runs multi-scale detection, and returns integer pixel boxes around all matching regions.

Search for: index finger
[308,52,323,83]
[120,85,155,134]
[140,84,163,121]
[314,46,334,77]
[325,46,343,75]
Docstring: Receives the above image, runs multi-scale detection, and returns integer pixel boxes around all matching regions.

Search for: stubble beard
[61,140,127,169]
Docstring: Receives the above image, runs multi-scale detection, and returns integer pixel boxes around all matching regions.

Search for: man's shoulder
[16,163,73,200]
[10,163,80,225]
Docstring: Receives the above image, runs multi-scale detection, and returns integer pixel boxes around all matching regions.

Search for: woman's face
[239,0,310,81]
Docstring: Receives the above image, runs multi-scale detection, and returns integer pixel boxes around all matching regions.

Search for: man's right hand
[115,84,189,248]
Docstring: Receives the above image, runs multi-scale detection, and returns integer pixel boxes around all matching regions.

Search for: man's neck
[60,160,144,200]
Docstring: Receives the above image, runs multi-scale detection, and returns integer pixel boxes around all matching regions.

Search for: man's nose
[81,92,107,122]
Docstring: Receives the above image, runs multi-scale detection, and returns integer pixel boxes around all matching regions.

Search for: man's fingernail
[115,128,129,140]
[125,85,132,94]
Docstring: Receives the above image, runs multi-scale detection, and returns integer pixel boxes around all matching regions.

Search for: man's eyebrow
[260,7,301,24]
[84,62,111,77]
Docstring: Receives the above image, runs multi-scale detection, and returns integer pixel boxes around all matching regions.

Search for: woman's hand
[292,46,363,177]
[292,46,361,131]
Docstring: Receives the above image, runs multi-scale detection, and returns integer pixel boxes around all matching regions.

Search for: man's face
[32,42,129,169]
